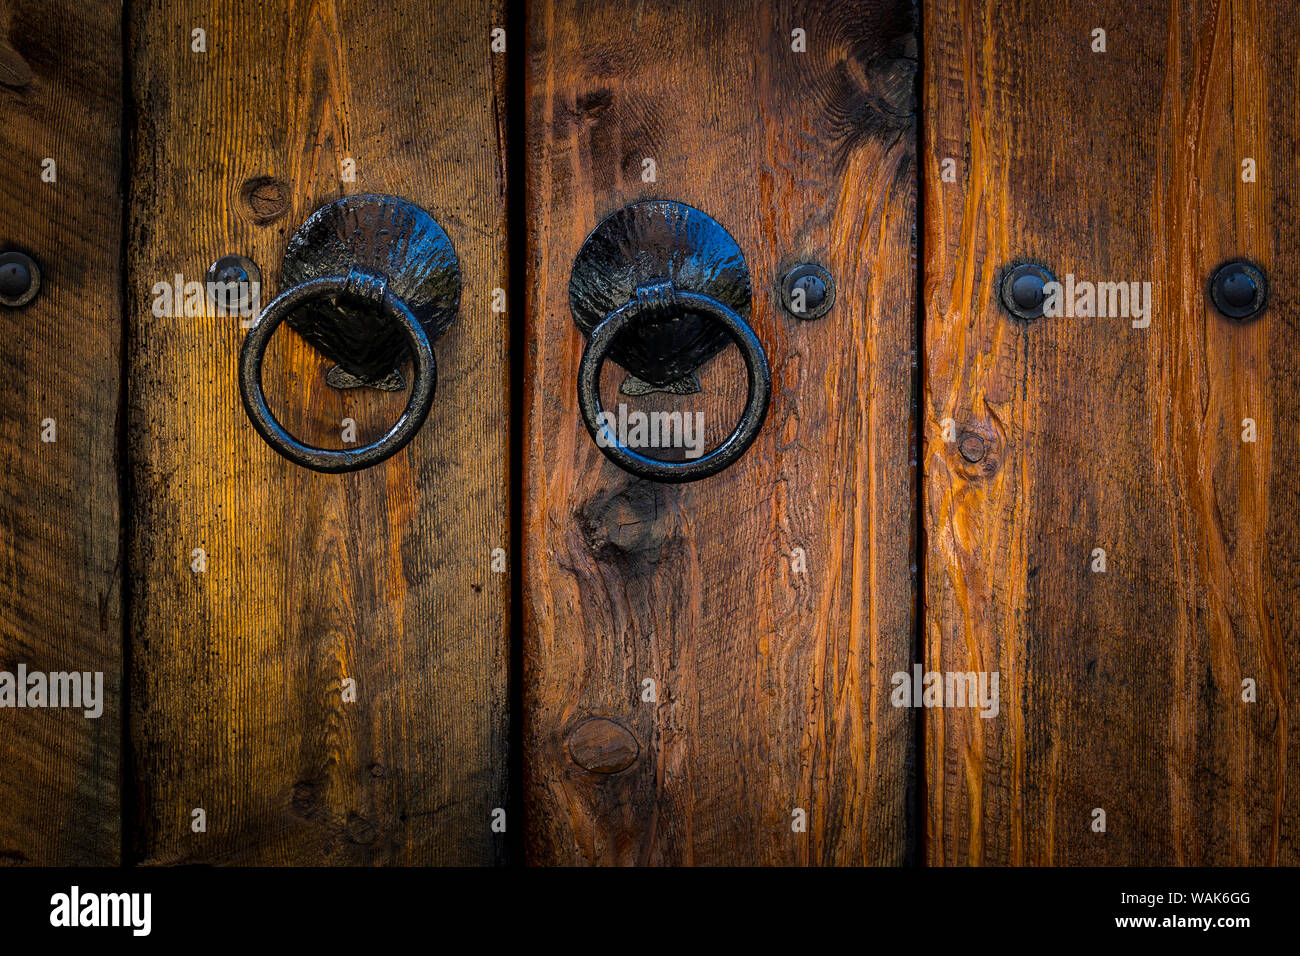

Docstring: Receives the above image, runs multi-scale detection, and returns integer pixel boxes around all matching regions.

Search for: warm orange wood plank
[523,0,918,864]
[126,0,509,864]
[923,0,1299,864]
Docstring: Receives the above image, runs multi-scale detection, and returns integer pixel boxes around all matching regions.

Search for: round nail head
[0,251,40,307]
[1000,263,1054,320]
[206,254,262,311]
[216,262,248,284]
[1210,261,1266,320]
[1012,274,1043,311]
[780,262,835,320]
[796,274,826,307]
[207,254,258,286]
[0,261,29,296]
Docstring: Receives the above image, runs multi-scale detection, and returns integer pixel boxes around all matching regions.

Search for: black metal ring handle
[577,286,771,483]
[239,268,436,473]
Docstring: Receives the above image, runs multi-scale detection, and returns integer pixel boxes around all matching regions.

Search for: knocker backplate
[279,194,461,387]
[569,200,751,389]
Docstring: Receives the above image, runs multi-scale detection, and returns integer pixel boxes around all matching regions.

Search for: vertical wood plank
[127,0,509,864]
[0,0,122,865]
[523,0,918,865]
[923,0,1299,864]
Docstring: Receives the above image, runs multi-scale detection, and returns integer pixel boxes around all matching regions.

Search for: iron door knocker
[238,193,460,473]
[569,200,771,483]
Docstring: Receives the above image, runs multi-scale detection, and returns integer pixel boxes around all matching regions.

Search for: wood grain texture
[126,0,509,864]
[523,0,918,865]
[0,0,122,866]
[923,0,1299,864]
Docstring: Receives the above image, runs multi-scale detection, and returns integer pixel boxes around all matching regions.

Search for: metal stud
[0,251,40,307]
[779,262,835,320]
[999,263,1054,320]
[1209,260,1266,320]
[205,254,262,314]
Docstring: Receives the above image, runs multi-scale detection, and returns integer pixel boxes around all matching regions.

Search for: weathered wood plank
[0,0,122,866]
[922,0,1299,864]
[126,0,509,864]
[523,0,918,865]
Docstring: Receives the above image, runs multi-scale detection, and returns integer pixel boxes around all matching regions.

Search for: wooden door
[5,0,1300,872]
[125,0,509,865]
[0,0,123,866]
[522,0,919,865]
[922,0,1300,864]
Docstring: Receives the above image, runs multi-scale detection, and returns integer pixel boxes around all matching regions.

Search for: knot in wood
[567,717,639,774]
[239,176,291,224]
[953,425,1002,480]
[958,432,987,463]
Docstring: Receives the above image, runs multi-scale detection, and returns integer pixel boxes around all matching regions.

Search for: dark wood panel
[126,0,509,864]
[523,0,918,865]
[0,0,122,866]
[922,0,1299,864]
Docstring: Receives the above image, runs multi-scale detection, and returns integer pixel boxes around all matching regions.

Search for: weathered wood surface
[523,0,918,864]
[0,0,122,866]
[922,0,1299,864]
[126,0,509,864]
